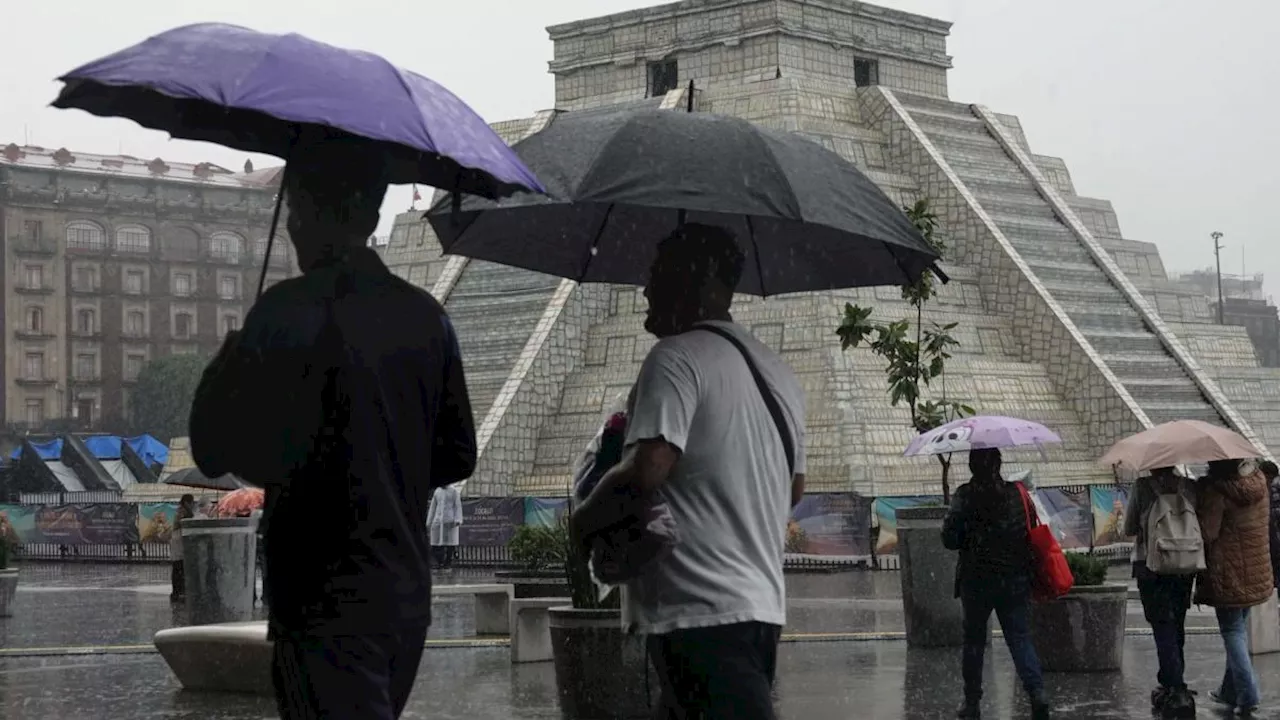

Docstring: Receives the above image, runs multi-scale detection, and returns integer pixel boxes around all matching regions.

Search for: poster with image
[137,503,179,544]
[789,493,873,557]
[1091,485,1134,548]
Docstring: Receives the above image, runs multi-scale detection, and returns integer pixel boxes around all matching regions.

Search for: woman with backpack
[1197,458,1273,716]
[942,448,1050,720]
[1123,467,1200,718]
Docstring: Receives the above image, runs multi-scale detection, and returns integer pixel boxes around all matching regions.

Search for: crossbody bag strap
[697,325,795,476]
[1015,481,1039,531]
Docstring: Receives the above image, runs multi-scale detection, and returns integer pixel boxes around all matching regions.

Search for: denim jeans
[1215,607,1261,708]
[1136,571,1193,688]
[960,574,1044,701]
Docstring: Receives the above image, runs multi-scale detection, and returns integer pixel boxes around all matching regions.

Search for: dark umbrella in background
[427,107,941,296]
[52,22,545,297]
[162,467,248,492]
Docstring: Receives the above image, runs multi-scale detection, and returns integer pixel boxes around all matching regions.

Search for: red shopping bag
[1016,482,1074,602]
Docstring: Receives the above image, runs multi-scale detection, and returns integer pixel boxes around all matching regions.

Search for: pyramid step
[1025,259,1108,285]
[1119,377,1206,405]
[932,148,1023,176]
[961,174,1038,197]
[923,128,1005,154]
[1082,329,1164,355]
[1059,303,1150,333]
[1101,353,1184,379]
[894,91,973,116]
[1012,239,1095,266]
[1038,278,1127,305]
[977,195,1059,222]
[985,211,1070,234]
[904,107,987,136]
[1142,403,1224,427]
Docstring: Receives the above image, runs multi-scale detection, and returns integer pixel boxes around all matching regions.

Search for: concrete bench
[154,583,515,694]
[509,598,570,664]
[434,583,513,635]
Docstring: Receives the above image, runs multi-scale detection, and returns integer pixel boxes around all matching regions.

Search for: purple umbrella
[50,23,543,199]
[903,415,1062,457]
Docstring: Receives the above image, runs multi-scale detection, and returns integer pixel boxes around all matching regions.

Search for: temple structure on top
[378,0,1279,498]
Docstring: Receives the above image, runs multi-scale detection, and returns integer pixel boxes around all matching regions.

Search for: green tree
[130,354,210,443]
[836,199,974,503]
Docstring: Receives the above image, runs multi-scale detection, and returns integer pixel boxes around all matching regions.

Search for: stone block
[1030,584,1127,672]
[435,583,514,635]
[897,506,974,647]
[510,597,570,664]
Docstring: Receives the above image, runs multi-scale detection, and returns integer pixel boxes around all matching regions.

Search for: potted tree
[498,524,572,599]
[1029,552,1127,671]
[549,514,656,719]
[0,527,18,617]
[837,199,974,647]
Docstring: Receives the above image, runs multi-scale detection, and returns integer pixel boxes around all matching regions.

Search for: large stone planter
[1030,583,1127,672]
[183,517,259,626]
[495,569,572,599]
[898,506,971,647]
[549,607,656,719]
[0,568,17,617]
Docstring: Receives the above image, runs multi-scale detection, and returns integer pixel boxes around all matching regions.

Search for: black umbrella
[163,467,248,492]
[427,108,941,296]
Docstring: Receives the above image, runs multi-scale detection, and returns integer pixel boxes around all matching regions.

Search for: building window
[223,314,240,334]
[74,266,98,292]
[23,220,43,243]
[24,265,43,289]
[219,275,239,300]
[67,221,106,250]
[210,232,244,262]
[125,353,146,382]
[27,306,43,333]
[648,59,679,97]
[76,308,96,335]
[174,312,193,339]
[854,57,880,88]
[115,225,151,253]
[75,397,94,424]
[174,273,193,296]
[255,237,290,266]
[75,353,96,381]
[25,399,44,426]
[125,310,146,336]
[24,352,43,380]
[124,269,145,295]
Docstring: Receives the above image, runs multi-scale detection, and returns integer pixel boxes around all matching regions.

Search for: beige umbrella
[1099,420,1262,473]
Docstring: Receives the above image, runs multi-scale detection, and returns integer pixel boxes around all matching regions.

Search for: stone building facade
[379,0,1280,498]
[0,144,292,431]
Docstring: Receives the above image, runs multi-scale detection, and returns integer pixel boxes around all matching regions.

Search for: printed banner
[137,503,179,544]
[873,496,942,555]
[1033,488,1093,550]
[459,498,526,547]
[524,498,569,528]
[1091,485,1134,547]
[0,503,139,545]
[0,505,34,546]
[788,493,873,557]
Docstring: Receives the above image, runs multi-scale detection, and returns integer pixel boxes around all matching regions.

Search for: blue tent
[9,438,62,461]
[8,434,167,466]
[82,435,123,459]
[126,434,168,467]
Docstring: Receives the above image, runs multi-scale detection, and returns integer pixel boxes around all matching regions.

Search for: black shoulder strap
[697,325,796,476]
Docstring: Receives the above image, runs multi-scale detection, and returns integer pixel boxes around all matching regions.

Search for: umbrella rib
[576,203,615,284]
[746,215,767,297]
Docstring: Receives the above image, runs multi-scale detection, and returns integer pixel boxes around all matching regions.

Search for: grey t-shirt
[623,321,806,635]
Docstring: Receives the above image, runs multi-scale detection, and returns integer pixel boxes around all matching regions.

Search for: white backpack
[1143,487,1206,575]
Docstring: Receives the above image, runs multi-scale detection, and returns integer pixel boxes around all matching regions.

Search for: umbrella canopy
[905,416,1062,457]
[1099,420,1261,473]
[427,108,940,295]
[212,488,265,518]
[162,466,248,492]
[51,23,543,198]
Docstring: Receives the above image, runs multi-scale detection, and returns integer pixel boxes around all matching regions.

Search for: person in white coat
[427,484,463,569]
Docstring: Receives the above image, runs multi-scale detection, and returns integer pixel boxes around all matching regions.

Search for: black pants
[960,575,1043,702]
[1137,572,1194,688]
[648,621,781,720]
[170,561,185,600]
[433,545,457,568]
[272,625,429,720]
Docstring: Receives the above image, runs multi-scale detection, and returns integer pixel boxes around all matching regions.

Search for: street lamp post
[1212,231,1225,324]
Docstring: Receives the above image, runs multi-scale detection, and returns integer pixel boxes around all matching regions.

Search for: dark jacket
[189,248,476,637]
[942,479,1033,597]
[1195,471,1273,609]
[1269,477,1280,589]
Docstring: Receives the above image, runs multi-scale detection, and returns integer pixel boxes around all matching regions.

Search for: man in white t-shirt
[572,223,806,719]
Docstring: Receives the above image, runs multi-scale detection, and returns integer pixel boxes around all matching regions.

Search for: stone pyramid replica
[378,0,1279,498]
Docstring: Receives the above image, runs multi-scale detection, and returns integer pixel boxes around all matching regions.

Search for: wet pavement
[0,563,1267,719]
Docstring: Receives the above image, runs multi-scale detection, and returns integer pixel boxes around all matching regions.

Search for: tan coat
[1196,471,1274,608]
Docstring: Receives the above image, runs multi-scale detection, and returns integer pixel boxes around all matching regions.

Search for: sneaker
[1151,686,1173,711]
[1161,687,1196,719]
[955,699,980,719]
[1209,690,1234,708]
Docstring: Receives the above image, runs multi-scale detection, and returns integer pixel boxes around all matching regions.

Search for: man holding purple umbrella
[190,137,477,720]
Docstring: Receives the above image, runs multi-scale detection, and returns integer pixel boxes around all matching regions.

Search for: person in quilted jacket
[1263,460,1280,592]
[1196,459,1273,715]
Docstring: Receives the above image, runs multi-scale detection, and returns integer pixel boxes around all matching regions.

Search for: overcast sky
[3,1,1275,296]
